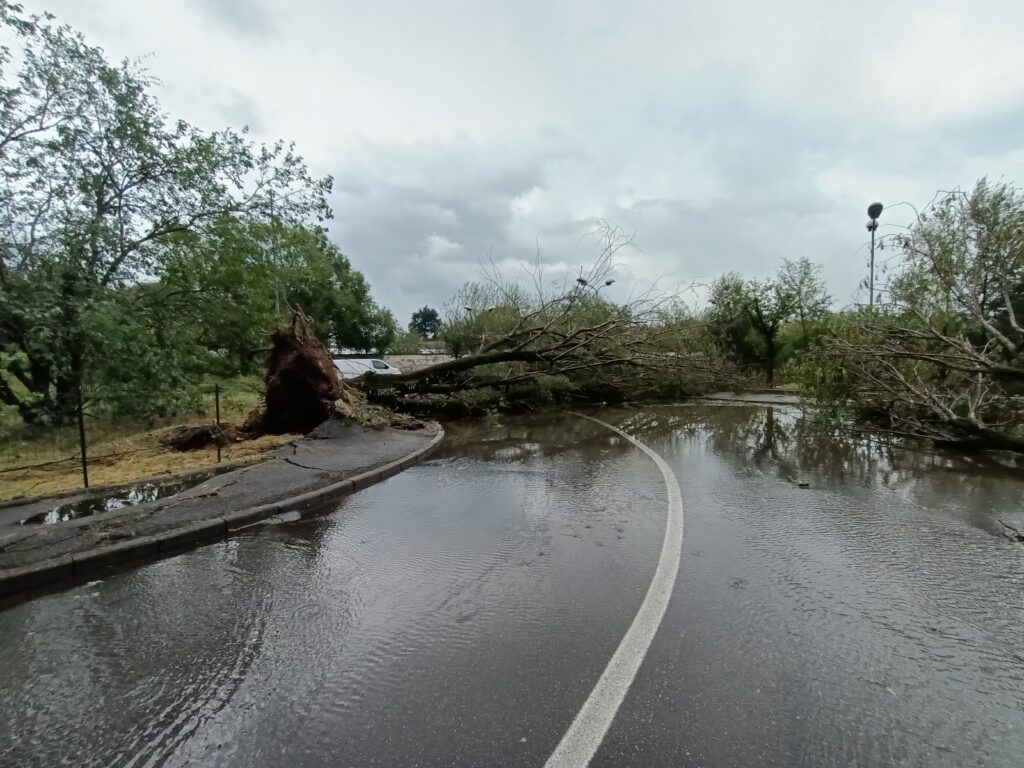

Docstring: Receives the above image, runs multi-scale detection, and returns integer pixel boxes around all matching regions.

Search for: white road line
[544,413,685,768]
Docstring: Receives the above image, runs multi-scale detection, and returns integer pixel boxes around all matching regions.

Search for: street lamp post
[866,202,883,308]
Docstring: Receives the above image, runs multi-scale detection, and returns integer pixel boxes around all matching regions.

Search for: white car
[332,357,403,379]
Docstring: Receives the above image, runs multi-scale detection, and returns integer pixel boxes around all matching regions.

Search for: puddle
[20,472,217,525]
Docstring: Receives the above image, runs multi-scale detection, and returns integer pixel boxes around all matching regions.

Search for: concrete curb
[0,425,445,601]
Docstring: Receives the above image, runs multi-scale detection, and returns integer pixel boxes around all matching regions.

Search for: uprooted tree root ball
[254,313,354,434]
[161,312,423,452]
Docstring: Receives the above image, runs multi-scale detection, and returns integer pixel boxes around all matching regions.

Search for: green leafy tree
[359,305,398,353]
[0,3,331,422]
[388,329,427,354]
[162,217,394,367]
[707,258,829,386]
[779,257,832,336]
[409,306,441,339]
[705,273,761,372]
[79,285,204,416]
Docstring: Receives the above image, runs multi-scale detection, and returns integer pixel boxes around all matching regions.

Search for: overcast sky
[37,0,1024,322]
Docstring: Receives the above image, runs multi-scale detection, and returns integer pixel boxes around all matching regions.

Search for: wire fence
[0,382,263,496]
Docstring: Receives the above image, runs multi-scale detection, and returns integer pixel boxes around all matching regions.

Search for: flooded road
[2,405,1023,767]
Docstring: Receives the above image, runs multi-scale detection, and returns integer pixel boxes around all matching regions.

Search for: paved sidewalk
[0,419,443,598]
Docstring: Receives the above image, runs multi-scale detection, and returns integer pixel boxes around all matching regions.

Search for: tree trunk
[765,335,776,387]
[355,347,547,389]
[941,424,1024,454]
[52,267,88,424]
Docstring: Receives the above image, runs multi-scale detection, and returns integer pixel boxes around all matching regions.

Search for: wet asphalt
[1,406,1023,767]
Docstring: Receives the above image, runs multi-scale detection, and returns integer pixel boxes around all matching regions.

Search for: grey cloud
[329,142,557,320]
[327,98,887,320]
[190,85,266,132]
[942,105,1024,157]
[195,0,274,35]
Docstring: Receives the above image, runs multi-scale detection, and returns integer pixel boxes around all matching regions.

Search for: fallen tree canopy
[797,180,1024,454]
[347,225,723,410]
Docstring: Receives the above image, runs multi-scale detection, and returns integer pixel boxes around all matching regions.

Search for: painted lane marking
[545,413,685,768]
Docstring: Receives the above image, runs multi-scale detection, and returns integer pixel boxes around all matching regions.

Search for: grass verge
[0,433,295,502]
[0,376,292,503]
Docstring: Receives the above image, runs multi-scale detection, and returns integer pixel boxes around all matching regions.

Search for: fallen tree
[801,180,1024,453]
[348,224,724,411]
[167,225,728,447]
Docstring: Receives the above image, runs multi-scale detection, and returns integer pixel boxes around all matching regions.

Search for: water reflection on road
[1,405,1022,768]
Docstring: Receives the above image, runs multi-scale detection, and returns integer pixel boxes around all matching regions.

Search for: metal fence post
[77,385,89,489]
[215,383,221,463]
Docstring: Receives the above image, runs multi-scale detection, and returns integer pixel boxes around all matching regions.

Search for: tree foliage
[802,179,1024,452]
[706,258,829,386]
[409,306,441,339]
[355,225,724,411]
[160,218,395,367]
[0,4,388,423]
